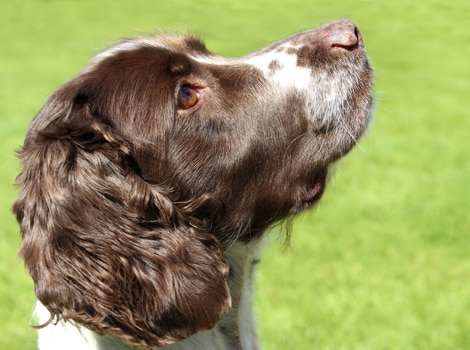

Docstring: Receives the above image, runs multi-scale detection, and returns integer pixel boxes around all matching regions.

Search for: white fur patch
[89,39,166,68]
[245,50,311,91]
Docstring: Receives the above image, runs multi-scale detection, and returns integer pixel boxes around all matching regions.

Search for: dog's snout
[324,20,362,50]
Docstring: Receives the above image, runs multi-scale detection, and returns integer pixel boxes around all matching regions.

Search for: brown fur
[14,23,374,348]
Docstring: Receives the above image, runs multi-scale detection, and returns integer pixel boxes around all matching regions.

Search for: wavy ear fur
[13,87,231,348]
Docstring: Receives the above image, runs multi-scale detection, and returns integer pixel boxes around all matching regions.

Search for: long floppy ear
[13,86,231,348]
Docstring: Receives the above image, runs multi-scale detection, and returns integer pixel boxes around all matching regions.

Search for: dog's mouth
[303,167,329,205]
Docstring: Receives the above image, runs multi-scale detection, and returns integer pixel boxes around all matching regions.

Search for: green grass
[1,0,469,349]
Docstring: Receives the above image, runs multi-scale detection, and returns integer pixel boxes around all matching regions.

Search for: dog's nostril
[325,20,360,49]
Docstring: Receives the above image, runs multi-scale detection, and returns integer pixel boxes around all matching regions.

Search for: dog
[14,19,374,349]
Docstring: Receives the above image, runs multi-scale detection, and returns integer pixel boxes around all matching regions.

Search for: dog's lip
[304,167,328,204]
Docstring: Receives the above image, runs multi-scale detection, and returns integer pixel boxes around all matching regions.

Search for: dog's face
[15,20,373,348]
[64,20,373,239]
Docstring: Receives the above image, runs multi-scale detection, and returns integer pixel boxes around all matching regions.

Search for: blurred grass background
[1,0,469,349]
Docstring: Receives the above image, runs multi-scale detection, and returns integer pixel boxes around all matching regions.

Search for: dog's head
[14,20,374,347]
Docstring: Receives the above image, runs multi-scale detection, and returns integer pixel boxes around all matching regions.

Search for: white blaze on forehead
[244,48,311,91]
[189,44,313,92]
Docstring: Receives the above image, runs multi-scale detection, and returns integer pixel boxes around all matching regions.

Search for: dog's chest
[219,239,266,347]
[164,238,267,350]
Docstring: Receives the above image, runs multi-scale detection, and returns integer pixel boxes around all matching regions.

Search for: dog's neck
[215,238,267,349]
[35,238,267,350]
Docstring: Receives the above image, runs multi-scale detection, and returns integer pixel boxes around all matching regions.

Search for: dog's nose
[324,20,361,49]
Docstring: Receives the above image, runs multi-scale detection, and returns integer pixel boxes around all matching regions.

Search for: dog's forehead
[91,32,307,66]
[90,35,211,67]
[87,33,315,98]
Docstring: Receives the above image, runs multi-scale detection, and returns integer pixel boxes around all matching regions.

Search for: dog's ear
[13,84,231,348]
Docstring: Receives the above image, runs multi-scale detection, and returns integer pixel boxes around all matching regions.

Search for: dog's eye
[177,85,199,110]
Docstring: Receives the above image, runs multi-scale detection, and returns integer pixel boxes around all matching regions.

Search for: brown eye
[177,85,199,110]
